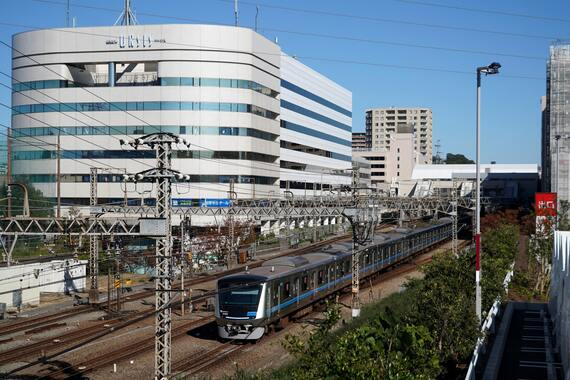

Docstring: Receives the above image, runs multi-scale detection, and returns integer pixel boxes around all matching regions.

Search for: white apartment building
[11,24,352,206]
[365,107,432,163]
[353,125,418,194]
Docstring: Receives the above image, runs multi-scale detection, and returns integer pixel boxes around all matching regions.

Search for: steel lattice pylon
[89,167,99,303]
[451,179,458,257]
[121,133,190,380]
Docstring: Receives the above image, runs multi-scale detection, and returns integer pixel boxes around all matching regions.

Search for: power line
[0,102,131,173]
[2,73,157,171]
[3,25,544,80]
[211,0,568,39]
[18,0,561,58]
[393,0,570,24]
[259,27,544,61]
[1,40,355,183]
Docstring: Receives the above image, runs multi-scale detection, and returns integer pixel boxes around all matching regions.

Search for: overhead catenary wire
[28,0,568,41]
[392,0,570,24]
[0,20,545,80]
[1,47,351,190]
[0,16,543,198]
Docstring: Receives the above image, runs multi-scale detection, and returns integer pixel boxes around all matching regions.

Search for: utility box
[139,218,167,237]
[238,248,248,264]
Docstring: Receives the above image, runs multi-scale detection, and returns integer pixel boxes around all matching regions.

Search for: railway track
[172,342,245,376]
[0,232,353,339]
[165,239,469,379]
[42,316,216,379]
[4,229,396,377]
[0,306,90,337]
[0,318,126,365]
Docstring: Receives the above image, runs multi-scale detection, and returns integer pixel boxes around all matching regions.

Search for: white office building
[11,24,352,207]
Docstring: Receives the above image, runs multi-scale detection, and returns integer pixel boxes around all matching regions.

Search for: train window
[302,276,308,291]
[284,282,291,299]
[318,270,324,284]
[273,284,279,303]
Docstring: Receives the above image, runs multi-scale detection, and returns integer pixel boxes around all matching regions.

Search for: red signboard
[536,192,557,217]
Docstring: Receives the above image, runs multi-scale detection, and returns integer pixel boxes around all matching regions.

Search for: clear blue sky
[1,0,569,164]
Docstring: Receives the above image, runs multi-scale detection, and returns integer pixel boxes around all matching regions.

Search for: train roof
[218,219,451,283]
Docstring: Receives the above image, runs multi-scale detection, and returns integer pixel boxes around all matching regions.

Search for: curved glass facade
[13,150,279,163]
[13,101,279,120]
[14,174,278,185]
[13,77,279,99]
[12,125,279,141]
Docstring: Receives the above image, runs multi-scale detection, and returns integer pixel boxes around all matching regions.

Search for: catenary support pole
[89,167,99,304]
[121,133,190,380]
[475,69,482,321]
[350,168,361,318]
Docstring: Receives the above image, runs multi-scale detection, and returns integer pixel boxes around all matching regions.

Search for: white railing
[465,262,515,380]
[92,72,158,85]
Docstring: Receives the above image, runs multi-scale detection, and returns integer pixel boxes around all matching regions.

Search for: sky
[0,0,569,164]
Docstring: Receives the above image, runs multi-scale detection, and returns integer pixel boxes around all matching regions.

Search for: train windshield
[218,281,262,307]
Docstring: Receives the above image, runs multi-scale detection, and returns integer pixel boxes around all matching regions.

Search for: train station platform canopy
[411,164,539,181]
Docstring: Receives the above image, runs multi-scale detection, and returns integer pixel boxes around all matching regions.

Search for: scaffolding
[549,43,570,201]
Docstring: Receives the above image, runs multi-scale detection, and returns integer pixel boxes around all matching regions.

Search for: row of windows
[279,180,335,191]
[281,80,351,117]
[280,140,352,162]
[281,100,351,132]
[12,80,67,92]
[12,102,279,120]
[13,77,279,99]
[13,174,278,185]
[160,77,279,98]
[12,125,278,142]
[13,150,278,163]
[280,120,351,147]
[280,160,351,178]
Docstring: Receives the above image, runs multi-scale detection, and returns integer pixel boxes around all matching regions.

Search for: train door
[302,273,309,296]
[277,282,282,317]
[295,277,300,305]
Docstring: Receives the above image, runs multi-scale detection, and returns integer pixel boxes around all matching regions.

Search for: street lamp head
[478,62,501,76]
[488,62,501,72]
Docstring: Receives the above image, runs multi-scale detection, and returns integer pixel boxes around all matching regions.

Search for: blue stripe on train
[265,234,448,315]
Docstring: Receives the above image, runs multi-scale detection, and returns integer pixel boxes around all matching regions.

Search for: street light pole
[475,62,501,322]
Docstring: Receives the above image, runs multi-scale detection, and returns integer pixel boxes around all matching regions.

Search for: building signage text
[105,34,166,48]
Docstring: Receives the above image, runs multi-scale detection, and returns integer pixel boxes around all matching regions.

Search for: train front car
[216,274,268,340]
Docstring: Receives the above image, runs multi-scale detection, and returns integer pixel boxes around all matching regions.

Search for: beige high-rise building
[365,107,433,163]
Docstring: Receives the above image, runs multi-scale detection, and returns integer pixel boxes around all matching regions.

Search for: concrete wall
[0,259,86,308]
[550,231,570,378]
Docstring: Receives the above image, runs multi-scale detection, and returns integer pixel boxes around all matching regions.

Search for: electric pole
[121,133,190,380]
[350,168,360,317]
[89,167,99,304]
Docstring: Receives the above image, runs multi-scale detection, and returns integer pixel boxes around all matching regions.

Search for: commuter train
[215,219,452,340]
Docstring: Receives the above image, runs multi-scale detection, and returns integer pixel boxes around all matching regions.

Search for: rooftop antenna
[434,139,442,164]
[66,0,70,27]
[255,5,259,32]
[234,0,239,26]
[115,0,138,26]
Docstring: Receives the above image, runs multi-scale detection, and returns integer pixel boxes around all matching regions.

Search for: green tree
[445,153,474,164]
[406,252,479,373]
[0,181,53,217]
